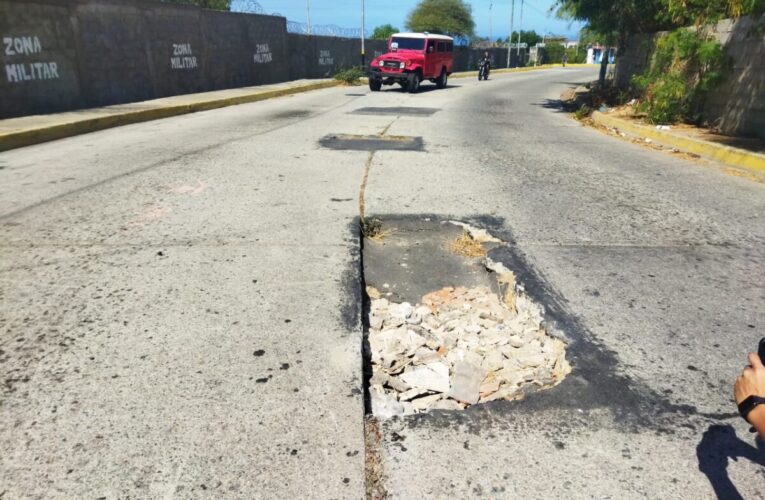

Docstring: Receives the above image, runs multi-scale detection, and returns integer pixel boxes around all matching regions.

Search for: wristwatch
[738,395,765,421]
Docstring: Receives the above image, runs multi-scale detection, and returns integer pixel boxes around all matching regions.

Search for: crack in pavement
[358,119,397,220]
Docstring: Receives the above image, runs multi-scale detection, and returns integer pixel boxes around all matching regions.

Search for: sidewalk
[592,110,765,174]
[0,79,338,152]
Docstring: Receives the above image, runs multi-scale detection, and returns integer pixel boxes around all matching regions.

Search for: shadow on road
[531,98,570,113]
[696,424,765,500]
[380,84,462,94]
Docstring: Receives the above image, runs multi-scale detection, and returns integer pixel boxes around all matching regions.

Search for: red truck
[368,32,454,93]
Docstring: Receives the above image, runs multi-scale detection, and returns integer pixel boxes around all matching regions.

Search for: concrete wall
[1,0,531,119]
[286,34,387,80]
[1,0,294,117]
[1,0,84,116]
[702,15,765,139]
[615,14,765,139]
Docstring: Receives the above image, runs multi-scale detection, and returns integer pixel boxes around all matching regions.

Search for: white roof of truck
[392,32,453,41]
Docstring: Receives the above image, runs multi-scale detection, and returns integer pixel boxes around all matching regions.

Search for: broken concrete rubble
[366,227,571,418]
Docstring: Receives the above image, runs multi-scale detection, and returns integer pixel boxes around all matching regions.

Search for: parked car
[368,32,453,93]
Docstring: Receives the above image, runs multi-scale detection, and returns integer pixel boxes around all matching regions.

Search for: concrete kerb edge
[591,111,765,173]
[0,80,341,152]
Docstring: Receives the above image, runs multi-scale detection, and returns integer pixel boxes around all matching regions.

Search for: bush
[630,29,726,124]
[565,46,587,64]
[333,67,365,85]
[544,42,565,64]
[574,105,592,120]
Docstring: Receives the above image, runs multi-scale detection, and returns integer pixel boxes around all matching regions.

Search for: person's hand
[734,353,765,404]
[735,352,765,436]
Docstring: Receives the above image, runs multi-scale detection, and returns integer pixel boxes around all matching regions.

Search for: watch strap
[738,395,765,420]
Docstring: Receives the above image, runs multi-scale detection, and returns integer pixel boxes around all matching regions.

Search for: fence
[0,0,528,119]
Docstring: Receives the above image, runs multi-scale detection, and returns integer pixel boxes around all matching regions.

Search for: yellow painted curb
[0,80,341,152]
[592,111,765,173]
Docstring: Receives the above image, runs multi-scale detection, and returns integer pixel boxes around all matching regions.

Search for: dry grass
[450,231,487,258]
[362,217,396,242]
[365,416,388,499]
[368,227,396,242]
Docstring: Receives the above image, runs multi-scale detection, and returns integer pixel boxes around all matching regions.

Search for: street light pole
[489,3,493,46]
[516,0,523,61]
[506,0,514,67]
[361,0,366,68]
[306,0,312,35]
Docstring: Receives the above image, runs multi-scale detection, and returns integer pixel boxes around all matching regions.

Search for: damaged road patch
[362,217,571,418]
[320,134,424,152]
[351,107,440,117]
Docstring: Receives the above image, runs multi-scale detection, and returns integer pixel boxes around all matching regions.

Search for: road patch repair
[350,107,441,117]
[361,216,570,418]
[320,134,424,152]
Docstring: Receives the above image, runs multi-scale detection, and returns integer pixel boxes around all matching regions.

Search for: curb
[0,80,341,152]
[591,111,765,173]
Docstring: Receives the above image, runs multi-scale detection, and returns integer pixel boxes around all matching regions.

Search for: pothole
[351,107,440,116]
[270,110,312,119]
[320,134,424,151]
[362,217,571,419]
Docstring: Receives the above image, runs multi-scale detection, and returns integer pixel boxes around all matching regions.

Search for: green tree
[554,0,668,84]
[664,0,764,25]
[507,30,543,45]
[371,24,399,40]
[554,0,762,83]
[162,0,231,9]
[577,27,601,47]
[405,0,475,39]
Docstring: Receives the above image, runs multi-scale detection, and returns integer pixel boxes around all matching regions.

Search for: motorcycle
[478,59,490,81]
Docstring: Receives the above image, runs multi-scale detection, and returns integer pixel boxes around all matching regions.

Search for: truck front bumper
[369,68,411,84]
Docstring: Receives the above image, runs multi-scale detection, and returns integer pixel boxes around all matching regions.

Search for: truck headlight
[378,60,384,66]
[399,62,405,69]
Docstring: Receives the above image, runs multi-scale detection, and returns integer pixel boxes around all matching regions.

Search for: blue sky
[233,1,585,40]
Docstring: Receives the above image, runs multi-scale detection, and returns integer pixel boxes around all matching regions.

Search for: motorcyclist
[479,51,491,79]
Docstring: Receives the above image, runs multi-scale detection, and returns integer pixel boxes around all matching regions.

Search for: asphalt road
[1,67,764,499]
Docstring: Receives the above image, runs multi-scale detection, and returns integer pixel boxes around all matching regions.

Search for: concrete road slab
[0,88,372,498]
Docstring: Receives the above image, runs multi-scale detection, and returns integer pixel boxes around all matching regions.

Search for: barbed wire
[232,0,362,37]
[286,21,361,38]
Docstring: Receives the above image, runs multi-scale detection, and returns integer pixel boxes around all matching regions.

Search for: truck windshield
[391,37,424,51]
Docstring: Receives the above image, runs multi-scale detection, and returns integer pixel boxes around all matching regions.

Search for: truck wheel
[369,78,382,91]
[436,69,448,89]
[407,72,420,93]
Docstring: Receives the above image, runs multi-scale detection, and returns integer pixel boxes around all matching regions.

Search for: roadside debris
[366,229,571,418]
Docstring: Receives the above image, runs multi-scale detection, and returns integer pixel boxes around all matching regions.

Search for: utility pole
[489,3,493,46]
[306,0,312,35]
[361,0,366,68]
[506,0,514,67]
[516,0,523,62]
